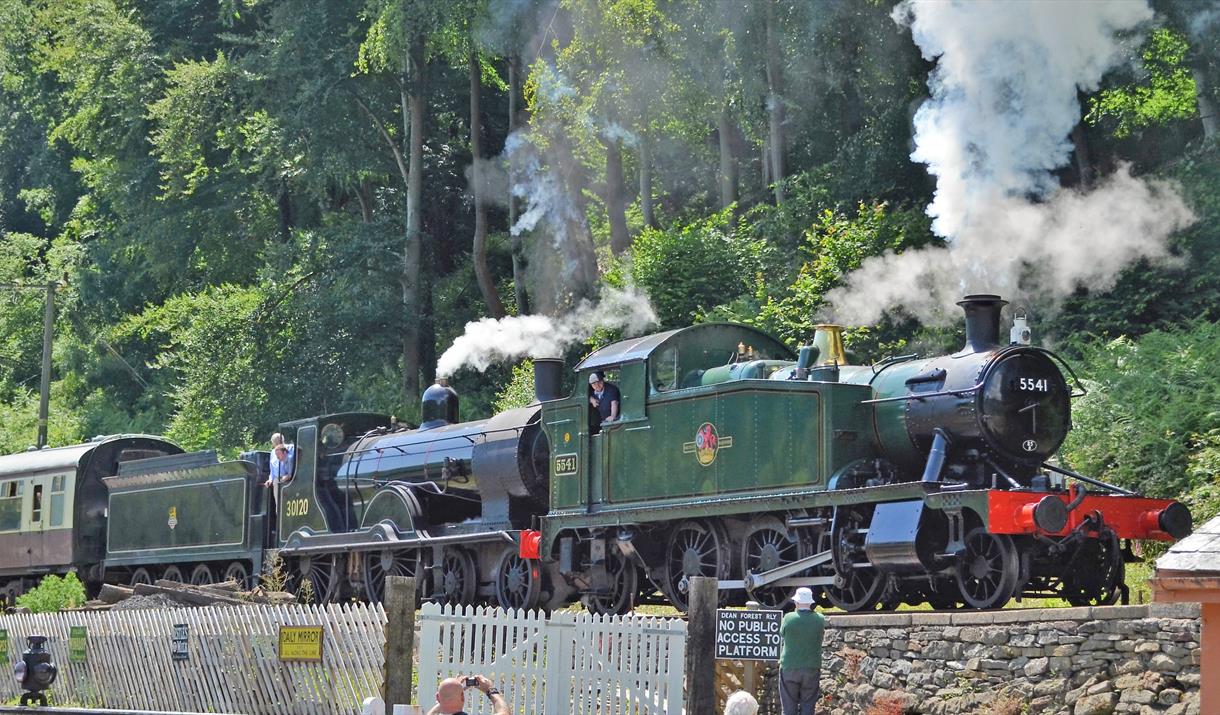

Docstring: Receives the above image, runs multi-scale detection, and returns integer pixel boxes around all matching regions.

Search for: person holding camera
[427,675,509,715]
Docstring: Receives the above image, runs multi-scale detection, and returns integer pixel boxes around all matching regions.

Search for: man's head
[270,432,284,448]
[273,444,289,461]
[793,587,815,610]
[725,691,759,715]
[435,678,466,713]
[589,372,603,389]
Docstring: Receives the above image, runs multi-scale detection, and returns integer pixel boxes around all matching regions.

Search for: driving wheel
[364,549,419,604]
[741,516,802,608]
[298,554,344,604]
[663,520,729,611]
[825,507,884,612]
[955,527,1020,609]
[583,547,639,615]
[494,547,542,610]
[433,548,477,606]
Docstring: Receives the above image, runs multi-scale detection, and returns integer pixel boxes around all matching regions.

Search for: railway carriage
[0,436,179,604]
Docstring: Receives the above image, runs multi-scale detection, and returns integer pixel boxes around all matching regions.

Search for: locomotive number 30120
[284,498,310,517]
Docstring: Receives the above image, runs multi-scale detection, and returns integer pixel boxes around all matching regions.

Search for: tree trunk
[1071,122,1094,188]
[401,42,426,400]
[605,135,631,255]
[471,51,506,318]
[356,180,374,224]
[1194,66,1218,142]
[508,55,530,315]
[764,0,785,205]
[718,105,739,210]
[639,131,656,228]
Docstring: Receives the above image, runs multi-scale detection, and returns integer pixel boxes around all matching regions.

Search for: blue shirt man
[265,433,296,486]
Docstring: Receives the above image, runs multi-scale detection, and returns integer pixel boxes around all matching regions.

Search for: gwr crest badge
[683,422,734,466]
[168,506,178,530]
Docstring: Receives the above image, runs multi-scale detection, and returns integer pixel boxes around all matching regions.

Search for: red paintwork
[987,489,1181,540]
[519,529,542,560]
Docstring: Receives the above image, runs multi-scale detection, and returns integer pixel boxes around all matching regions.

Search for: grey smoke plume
[827,0,1196,325]
[436,286,658,377]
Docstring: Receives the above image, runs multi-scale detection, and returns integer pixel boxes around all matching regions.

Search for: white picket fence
[417,603,687,715]
[0,603,387,714]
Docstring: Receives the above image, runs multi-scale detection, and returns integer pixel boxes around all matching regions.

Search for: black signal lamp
[14,634,57,706]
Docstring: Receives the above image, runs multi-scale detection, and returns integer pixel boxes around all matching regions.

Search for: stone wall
[817,603,1201,715]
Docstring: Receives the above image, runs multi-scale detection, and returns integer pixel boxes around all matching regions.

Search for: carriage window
[31,484,43,523]
[50,475,66,527]
[0,482,20,531]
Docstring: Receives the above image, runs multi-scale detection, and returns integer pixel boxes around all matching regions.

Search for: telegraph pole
[37,282,55,449]
[1,282,56,449]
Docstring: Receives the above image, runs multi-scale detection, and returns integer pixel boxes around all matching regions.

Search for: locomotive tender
[0,294,1191,613]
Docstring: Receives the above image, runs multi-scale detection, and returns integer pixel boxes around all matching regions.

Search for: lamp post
[1,281,56,448]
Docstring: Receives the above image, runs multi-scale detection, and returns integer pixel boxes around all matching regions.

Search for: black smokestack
[533,358,564,402]
[957,294,1008,353]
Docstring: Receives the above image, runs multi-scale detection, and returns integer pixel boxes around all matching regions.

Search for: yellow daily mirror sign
[278,625,324,662]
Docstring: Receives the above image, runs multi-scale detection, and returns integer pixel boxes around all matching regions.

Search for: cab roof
[574,323,794,373]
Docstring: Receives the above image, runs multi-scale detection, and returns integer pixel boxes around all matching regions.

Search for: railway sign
[278,625,324,662]
[68,626,86,663]
[171,624,189,661]
[715,609,782,661]
[0,629,7,664]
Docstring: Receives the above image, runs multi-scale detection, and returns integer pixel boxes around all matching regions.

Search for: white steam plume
[436,287,658,377]
[827,0,1196,325]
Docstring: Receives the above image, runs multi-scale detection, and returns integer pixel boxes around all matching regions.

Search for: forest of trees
[0,0,1218,525]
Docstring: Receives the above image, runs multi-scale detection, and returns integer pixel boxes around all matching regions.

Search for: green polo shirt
[779,608,826,670]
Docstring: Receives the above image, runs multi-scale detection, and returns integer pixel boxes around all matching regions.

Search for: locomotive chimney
[533,358,564,402]
[957,294,1008,353]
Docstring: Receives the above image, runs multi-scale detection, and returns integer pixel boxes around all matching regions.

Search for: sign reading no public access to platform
[278,625,324,662]
[716,609,782,661]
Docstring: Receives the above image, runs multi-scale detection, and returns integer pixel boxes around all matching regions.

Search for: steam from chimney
[436,286,658,377]
[826,0,1196,325]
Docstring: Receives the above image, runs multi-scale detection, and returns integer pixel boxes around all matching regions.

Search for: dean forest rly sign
[684,422,733,466]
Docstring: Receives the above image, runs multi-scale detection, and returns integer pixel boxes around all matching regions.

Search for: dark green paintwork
[105,461,256,565]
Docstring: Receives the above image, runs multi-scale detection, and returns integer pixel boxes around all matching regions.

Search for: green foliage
[630,208,771,328]
[16,572,87,613]
[1087,29,1199,138]
[1061,321,1220,523]
[712,202,935,347]
[492,361,536,412]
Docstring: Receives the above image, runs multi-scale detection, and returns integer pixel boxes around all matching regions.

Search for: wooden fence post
[686,576,718,715]
[383,576,417,709]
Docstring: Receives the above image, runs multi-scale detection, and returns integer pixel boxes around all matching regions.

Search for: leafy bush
[493,361,536,413]
[630,208,772,328]
[16,572,87,613]
[710,202,935,348]
[1060,321,1220,524]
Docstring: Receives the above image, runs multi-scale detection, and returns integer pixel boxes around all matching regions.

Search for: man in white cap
[779,587,826,715]
[588,371,620,434]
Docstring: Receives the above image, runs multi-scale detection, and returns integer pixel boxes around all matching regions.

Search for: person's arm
[425,705,442,715]
[473,675,510,715]
[609,398,619,421]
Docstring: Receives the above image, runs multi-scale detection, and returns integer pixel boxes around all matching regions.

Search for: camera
[465,676,478,687]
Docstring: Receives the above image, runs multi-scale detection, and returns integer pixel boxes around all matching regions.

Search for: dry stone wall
[817,603,1201,715]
